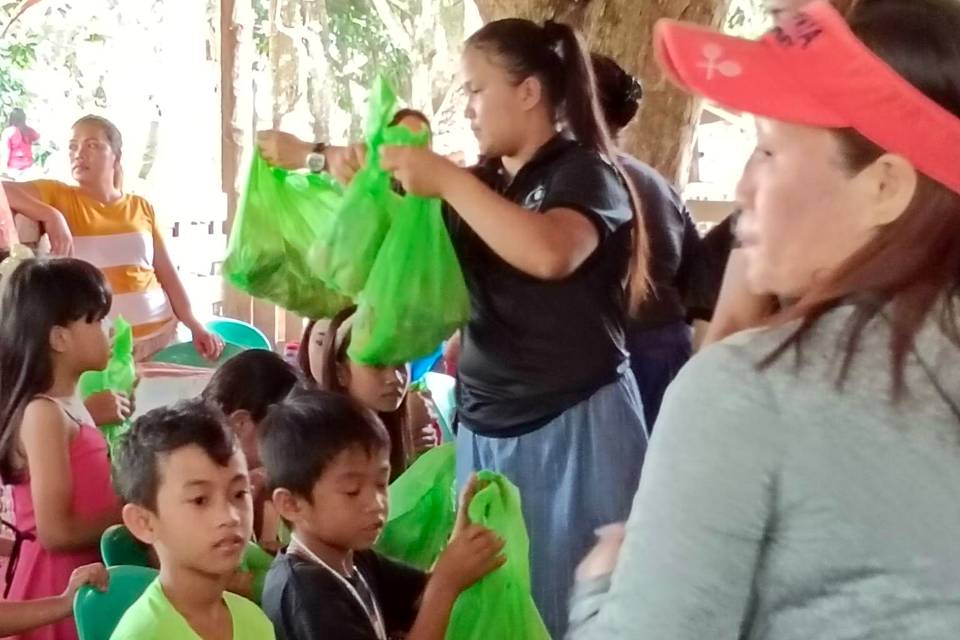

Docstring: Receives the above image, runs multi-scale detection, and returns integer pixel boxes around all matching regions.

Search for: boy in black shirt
[259,390,504,640]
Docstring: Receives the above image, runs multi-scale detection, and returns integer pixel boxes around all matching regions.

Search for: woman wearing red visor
[568,1,960,638]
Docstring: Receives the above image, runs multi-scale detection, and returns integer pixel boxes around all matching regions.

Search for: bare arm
[0,130,12,172]
[152,235,200,330]
[153,234,223,358]
[381,146,600,280]
[442,168,599,280]
[21,400,120,552]
[0,595,73,635]
[0,563,108,636]
[3,181,54,221]
[2,181,74,255]
[702,249,778,346]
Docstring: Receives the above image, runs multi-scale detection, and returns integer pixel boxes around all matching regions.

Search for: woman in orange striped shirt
[2,116,222,365]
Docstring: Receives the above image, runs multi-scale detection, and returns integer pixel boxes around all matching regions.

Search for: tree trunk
[472,0,732,187]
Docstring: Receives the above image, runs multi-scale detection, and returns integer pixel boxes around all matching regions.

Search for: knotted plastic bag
[375,444,456,570]
[348,190,468,366]
[223,150,351,319]
[446,471,550,640]
[310,76,410,298]
[78,317,137,457]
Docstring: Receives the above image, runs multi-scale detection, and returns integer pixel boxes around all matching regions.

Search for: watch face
[307,152,326,172]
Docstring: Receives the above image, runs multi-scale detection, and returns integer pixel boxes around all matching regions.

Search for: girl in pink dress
[0,257,122,640]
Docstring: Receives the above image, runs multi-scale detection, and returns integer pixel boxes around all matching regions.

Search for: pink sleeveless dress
[5,397,119,640]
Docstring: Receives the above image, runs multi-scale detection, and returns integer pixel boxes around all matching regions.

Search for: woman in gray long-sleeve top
[568,1,960,638]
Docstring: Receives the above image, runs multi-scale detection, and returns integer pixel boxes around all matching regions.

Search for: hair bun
[626,77,643,102]
[542,19,568,52]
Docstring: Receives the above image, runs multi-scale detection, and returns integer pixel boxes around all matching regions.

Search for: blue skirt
[456,374,648,638]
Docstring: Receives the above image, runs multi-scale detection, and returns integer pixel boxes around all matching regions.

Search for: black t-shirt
[618,153,704,330]
[685,211,740,322]
[262,550,428,640]
[445,134,634,435]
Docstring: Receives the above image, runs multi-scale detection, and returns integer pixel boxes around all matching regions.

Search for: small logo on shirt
[523,185,546,211]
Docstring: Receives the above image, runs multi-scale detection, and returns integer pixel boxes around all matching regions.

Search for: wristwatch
[306,142,327,173]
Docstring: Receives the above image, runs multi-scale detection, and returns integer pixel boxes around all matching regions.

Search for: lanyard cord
[288,536,387,640]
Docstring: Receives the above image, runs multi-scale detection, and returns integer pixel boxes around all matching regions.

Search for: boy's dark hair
[202,350,300,422]
[116,398,238,511]
[258,390,390,499]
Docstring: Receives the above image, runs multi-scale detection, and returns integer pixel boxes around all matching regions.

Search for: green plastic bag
[224,150,351,319]
[349,188,469,366]
[239,541,274,604]
[375,444,456,570]
[310,77,425,298]
[78,317,136,456]
[446,471,550,640]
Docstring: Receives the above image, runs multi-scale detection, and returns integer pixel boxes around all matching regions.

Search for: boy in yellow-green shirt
[111,399,275,639]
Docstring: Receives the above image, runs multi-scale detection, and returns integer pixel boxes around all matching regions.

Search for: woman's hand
[407,390,440,453]
[84,391,133,426]
[40,209,73,256]
[256,130,365,185]
[256,130,312,171]
[575,523,627,583]
[380,146,460,199]
[190,325,225,361]
[326,144,366,185]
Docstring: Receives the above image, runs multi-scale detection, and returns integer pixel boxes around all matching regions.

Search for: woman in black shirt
[258,20,649,637]
[379,20,648,638]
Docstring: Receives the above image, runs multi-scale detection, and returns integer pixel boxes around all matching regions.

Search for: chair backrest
[205,318,272,351]
[74,565,158,640]
[149,341,246,369]
[100,525,151,569]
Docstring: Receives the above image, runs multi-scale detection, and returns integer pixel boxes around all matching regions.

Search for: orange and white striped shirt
[33,180,175,342]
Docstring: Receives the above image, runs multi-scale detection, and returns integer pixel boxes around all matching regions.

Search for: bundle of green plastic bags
[309,77,402,299]
[230,74,469,366]
[78,317,136,458]
[375,444,457,571]
[446,471,550,640]
[348,173,469,366]
[223,151,351,319]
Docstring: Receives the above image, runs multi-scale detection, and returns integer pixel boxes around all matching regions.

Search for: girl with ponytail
[380,19,649,637]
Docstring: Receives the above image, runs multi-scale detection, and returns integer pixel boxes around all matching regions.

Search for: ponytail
[466,18,650,311]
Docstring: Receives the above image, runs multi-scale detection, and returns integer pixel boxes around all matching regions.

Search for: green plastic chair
[74,564,158,640]
[205,318,272,351]
[101,525,274,604]
[100,525,152,569]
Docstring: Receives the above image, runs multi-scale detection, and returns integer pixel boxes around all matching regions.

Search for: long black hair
[0,258,112,482]
[465,18,650,311]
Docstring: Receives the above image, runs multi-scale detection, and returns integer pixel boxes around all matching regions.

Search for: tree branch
[369,0,413,52]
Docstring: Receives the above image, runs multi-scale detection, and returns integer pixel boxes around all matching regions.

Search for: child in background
[303,307,437,482]
[259,390,504,640]
[0,258,122,640]
[0,564,107,637]
[111,399,275,639]
[202,349,300,546]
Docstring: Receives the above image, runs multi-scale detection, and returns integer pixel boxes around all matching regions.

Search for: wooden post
[218,0,256,323]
